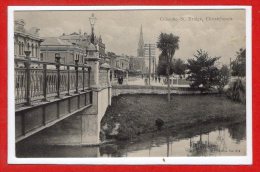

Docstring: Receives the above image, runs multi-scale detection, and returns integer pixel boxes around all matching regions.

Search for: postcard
[8,6,252,165]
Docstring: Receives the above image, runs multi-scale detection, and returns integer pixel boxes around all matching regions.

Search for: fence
[15,56,91,106]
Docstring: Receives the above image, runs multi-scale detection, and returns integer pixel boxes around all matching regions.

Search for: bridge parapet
[15,51,112,145]
[15,52,91,107]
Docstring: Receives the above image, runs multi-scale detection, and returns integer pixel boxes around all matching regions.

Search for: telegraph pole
[149,44,151,85]
[145,43,155,85]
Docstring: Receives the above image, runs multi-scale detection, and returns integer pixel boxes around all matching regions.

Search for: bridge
[15,50,112,145]
[14,51,208,145]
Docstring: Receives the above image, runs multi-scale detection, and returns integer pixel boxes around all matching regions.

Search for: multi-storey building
[40,37,85,65]
[59,32,106,62]
[14,19,44,61]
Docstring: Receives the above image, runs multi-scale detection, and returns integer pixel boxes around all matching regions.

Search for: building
[114,54,130,71]
[59,32,106,62]
[107,52,129,82]
[129,56,146,74]
[40,37,85,65]
[107,52,129,71]
[137,25,145,57]
[14,19,44,61]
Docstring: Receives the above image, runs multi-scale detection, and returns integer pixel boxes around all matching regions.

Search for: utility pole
[144,43,155,85]
[153,56,155,78]
[149,44,151,85]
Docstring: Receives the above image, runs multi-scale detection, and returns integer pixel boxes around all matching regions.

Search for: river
[16,117,246,157]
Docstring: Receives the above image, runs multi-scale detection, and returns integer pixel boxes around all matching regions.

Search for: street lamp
[89,13,97,44]
[55,53,61,63]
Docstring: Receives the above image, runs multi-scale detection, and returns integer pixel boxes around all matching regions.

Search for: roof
[100,63,110,69]
[41,37,72,46]
[14,19,43,41]
[59,34,81,40]
[87,43,97,51]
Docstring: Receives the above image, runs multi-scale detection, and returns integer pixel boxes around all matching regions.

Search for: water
[16,121,246,157]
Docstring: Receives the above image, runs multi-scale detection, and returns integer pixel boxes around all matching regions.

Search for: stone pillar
[80,91,100,145]
[87,57,100,88]
[107,68,111,87]
[111,69,115,85]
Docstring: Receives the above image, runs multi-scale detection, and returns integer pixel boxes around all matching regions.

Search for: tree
[172,58,186,79]
[186,49,220,91]
[216,65,230,93]
[157,33,180,101]
[157,53,174,76]
[231,48,246,77]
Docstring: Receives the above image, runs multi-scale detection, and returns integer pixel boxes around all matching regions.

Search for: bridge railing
[15,55,91,106]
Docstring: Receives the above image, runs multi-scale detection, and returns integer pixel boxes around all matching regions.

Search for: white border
[8,6,252,165]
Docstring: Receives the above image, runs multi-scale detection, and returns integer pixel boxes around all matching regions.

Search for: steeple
[137,25,145,57]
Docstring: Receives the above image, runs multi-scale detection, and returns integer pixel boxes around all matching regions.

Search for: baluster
[55,53,61,98]
[66,66,70,96]
[42,64,47,101]
[82,66,85,91]
[75,60,79,93]
[88,67,91,88]
[24,51,31,106]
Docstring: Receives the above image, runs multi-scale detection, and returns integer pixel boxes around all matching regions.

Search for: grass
[101,94,246,140]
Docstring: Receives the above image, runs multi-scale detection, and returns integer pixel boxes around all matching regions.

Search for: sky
[14,9,246,65]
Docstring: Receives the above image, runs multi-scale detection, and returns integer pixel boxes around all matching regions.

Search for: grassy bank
[101,94,246,140]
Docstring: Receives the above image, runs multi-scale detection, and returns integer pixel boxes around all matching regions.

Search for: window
[35,45,38,58]
[18,42,21,55]
[27,43,30,55]
[31,44,34,57]
[21,42,24,55]
[40,53,43,61]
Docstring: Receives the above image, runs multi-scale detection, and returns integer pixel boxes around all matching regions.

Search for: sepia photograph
[8,6,252,164]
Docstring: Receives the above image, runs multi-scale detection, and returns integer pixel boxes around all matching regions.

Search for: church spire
[137,25,145,57]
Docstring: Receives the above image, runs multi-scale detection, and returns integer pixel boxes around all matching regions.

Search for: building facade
[40,37,85,65]
[129,56,146,74]
[59,32,106,62]
[114,54,130,71]
[14,19,44,61]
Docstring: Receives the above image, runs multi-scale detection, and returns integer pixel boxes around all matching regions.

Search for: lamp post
[89,13,97,44]
[74,54,79,93]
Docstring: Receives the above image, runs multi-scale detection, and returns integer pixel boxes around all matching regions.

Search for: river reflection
[100,123,246,157]
[16,122,246,157]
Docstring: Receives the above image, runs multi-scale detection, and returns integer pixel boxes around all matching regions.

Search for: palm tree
[157,33,179,101]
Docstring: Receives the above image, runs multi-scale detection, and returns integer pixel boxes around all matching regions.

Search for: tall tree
[157,33,179,101]
[157,54,174,76]
[231,48,246,77]
[186,49,220,91]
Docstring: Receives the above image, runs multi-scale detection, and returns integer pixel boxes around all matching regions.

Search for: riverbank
[101,94,246,141]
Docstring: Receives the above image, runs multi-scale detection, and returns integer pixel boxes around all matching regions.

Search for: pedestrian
[118,76,120,84]
[121,76,124,84]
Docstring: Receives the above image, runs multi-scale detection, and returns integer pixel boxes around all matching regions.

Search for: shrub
[226,79,246,103]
